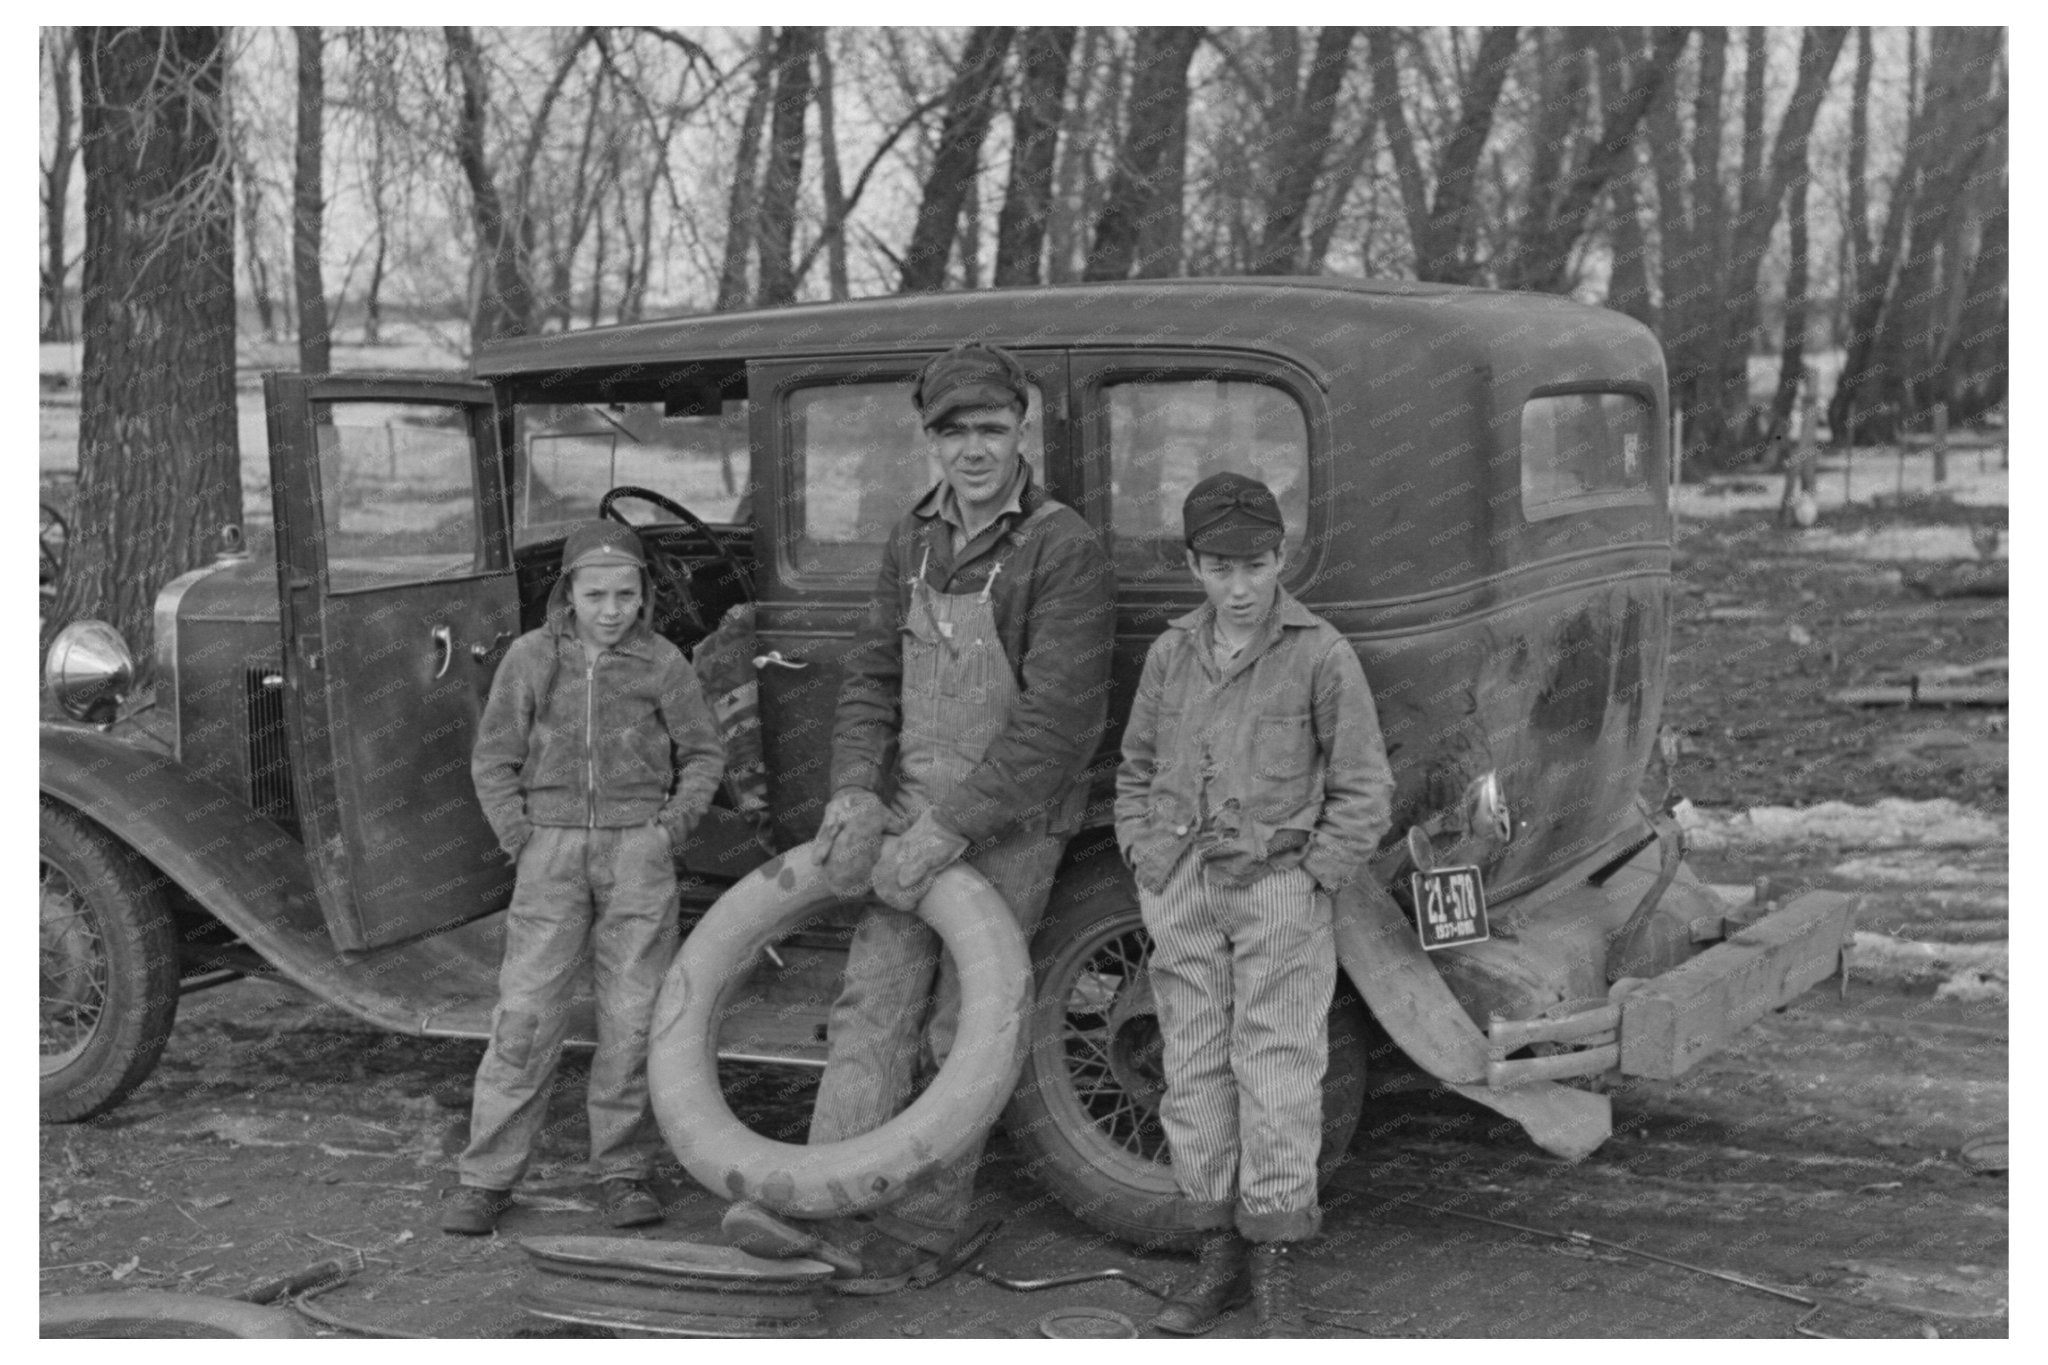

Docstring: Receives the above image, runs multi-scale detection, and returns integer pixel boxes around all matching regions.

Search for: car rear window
[1105,378,1308,577]
[1519,392,1657,520]
[788,380,1045,577]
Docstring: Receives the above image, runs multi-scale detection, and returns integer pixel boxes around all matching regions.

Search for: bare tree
[292,27,330,372]
[1373,25,1521,284]
[756,27,818,307]
[716,28,774,311]
[899,26,1016,293]
[62,26,240,666]
[1083,26,1203,281]
[41,29,79,342]
[814,34,852,300]
[1249,26,1358,275]
[994,26,1076,286]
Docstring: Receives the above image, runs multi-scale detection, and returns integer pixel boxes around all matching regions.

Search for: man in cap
[724,342,1116,1287]
[1114,472,1393,1335]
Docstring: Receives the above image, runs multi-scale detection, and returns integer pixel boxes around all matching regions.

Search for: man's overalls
[807,517,1068,1257]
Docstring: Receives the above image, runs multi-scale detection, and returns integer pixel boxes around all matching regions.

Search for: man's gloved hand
[872,810,970,913]
[814,787,895,900]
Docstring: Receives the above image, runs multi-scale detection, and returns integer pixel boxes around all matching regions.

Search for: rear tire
[40,801,179,1122]
[1002,839,1371,1249]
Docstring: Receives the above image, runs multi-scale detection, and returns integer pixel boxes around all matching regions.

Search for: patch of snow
[1675,798,2004,850]
[1829,855,2003,887]
[1791,525,2004,561]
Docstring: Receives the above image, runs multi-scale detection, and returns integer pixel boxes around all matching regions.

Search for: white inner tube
[649,837,1030,1217]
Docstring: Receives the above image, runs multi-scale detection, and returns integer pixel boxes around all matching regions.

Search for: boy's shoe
[441,1185,514,1236]
[1151,1232,1249,1335]
[600,1178,663,1228]
[1248,1241,1309,1338]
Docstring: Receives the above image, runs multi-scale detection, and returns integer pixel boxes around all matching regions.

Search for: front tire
[40,801,179,1122]
[1003,841,1371,1249]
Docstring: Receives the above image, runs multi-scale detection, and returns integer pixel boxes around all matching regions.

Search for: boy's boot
[441,1185,514,1236]
[1249,1241,1309,1338]
[1151,1232,1249,1335]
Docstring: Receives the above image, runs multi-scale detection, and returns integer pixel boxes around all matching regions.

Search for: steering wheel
[597,486,754,639]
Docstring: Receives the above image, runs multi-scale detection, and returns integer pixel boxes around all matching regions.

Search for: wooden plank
[1618,891,1852,1080]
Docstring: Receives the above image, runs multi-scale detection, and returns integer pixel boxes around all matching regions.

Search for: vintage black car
[41,278,1850,1247]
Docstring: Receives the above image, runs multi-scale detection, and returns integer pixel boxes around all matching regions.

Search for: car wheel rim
[1056,922,1169,1166]
[41,859,108,1072]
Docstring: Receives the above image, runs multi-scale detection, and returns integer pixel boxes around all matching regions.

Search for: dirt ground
[38,471,2008,1339]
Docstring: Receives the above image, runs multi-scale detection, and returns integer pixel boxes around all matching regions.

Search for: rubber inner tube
[648,837,1029,1218]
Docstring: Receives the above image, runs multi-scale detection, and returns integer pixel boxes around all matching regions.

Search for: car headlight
[44,620,134,724]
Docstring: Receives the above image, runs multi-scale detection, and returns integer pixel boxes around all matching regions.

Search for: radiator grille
[245,666,298,833]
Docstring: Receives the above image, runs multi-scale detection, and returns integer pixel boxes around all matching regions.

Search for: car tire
[1001,840,1372,1249]
[40,801,180,1123]
[40,1291,309,1338]
[648,840,1031,1218]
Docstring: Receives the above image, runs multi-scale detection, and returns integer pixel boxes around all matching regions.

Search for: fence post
[1932,403,1949,484]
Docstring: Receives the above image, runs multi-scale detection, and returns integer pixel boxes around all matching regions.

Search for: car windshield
[510,400,751,545]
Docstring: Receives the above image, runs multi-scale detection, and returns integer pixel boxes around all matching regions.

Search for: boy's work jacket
[471,569,725,858]
[1115,591,1394,896]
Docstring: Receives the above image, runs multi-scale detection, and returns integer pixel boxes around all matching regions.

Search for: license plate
[1410,865,1490,950]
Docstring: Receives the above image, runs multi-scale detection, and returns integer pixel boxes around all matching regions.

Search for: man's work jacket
[830,469,1116,845]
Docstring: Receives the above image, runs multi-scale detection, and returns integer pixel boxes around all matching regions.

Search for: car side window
[312,400,480,579]
[1520,392,1657,520]
[1104,378,1309,578]
[788,379,1045,578]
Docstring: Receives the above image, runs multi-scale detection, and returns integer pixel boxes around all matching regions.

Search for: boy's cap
[1183,472,1284,556]
[912,343,1030,428]
[560,519,647,575]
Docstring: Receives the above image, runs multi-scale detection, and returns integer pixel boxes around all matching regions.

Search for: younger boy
[445,520,725,1236]
[1115,472,1393,1336]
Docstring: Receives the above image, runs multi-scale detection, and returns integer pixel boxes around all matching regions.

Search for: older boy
[445,520,725,1236]
[1115,472,1393,1336]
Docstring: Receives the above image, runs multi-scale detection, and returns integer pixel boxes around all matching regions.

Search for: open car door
[264,374,521,952]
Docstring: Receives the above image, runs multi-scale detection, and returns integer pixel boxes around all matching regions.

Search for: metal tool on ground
[969,1263,1169,1299]
[235,1251,363,1305]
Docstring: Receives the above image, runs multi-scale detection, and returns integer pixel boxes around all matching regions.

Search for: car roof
[473,277,1633,387]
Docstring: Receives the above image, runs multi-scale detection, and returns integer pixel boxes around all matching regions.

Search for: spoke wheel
[40,802,179,1122]
[1003,839,1372,1249]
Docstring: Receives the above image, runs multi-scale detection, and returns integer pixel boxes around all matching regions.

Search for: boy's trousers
[460,824,679,1190]
[1140,854,1334,1243]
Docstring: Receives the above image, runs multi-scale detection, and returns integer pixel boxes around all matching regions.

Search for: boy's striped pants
[1138,853,1335,1243]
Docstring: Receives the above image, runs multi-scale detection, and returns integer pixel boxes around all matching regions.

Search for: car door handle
[431,625,454,679]
[470,630,516,664]
[751,650,809,670]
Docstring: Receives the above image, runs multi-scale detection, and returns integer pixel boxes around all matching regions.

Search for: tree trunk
[994,26,1076,287]
[899,26,1016,293]
[445,26,533,347]
[1415,25,1521,284]
[1770,146,1811,438]
[1947,171,2007,427]
[815,35,851,300]
[41,30,78,343]
[756,26,818,307]
[63,26,240,667]
[1505,27,1689,295]
[1046,26,1101,284]
[716,28,774,312]
[1083,26,1202,282]
[292,27,330,373]
[234,132,277,342]
[1599,31,1657,328]
[1250,26,1358,275]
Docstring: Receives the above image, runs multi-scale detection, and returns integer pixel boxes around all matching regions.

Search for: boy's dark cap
[560,519,647,575]
[912,342,1029,428]
[1184,472,1284,556]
